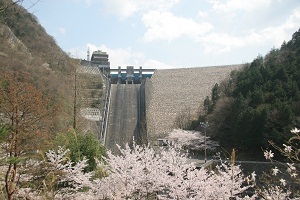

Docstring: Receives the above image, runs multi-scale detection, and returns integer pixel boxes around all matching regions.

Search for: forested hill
[204,29,300,160]
[0,0,77,132]
[0,0,74,72]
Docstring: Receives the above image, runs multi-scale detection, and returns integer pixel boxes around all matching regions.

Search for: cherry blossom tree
[16,147,93,199]
[93,143,171,199]
[9,129,297,199]
[260,128,300,199]
[11,142,258,199]
[1,125,298,200]
[94,143,256,199]
[166,129,219,152]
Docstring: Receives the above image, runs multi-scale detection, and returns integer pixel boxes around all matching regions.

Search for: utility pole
[73,65,77,130]
[200,121,209,163]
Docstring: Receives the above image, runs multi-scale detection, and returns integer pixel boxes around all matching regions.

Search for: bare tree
[0,0,40,13]
[174,107,192,130]
[0,71,53,199]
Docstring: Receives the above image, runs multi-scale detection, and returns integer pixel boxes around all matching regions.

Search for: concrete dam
[105,84,146,154]
[104,64,244,152]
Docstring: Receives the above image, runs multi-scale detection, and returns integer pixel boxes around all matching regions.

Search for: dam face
[104,64,244,151]
[105,84,144,153]
[145,65,244,144]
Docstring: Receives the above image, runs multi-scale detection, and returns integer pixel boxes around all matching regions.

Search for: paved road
[105,84,141,154]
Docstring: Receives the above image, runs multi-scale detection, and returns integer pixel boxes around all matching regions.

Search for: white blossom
[262,185,291,200]
[251,171,256,182]
[283,144,292,153]
[279,179,286,186]
[290,128,300,134]
[272,166,280,176]
[166,129,219,151]
[291,173,298,178]
[92,143,256,199]
[16,146,94,199]
[264,150,274,160]
[287,163,296,171]
[286,163,298,179]
[10,136,300,200]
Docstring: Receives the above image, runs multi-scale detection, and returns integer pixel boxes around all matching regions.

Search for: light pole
[200,121,209,163]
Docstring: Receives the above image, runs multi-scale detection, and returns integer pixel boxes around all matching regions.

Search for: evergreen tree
[203,29,300,160]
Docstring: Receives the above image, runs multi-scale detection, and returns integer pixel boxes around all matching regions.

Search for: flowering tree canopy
[261,128,300,199]
[91,143,255,199]
[166,129,219,151]
[13,143,256,199]
[4,128,299,199]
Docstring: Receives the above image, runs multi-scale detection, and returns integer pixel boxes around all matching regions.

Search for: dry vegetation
[0,0,101,134]
[0,2,106,198]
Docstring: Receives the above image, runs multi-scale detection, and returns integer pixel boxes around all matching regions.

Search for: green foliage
[0,125,9,143]
[54,130,106,172]
[0,125,9,166]
[203,83,221,115]
[205,29,300,160]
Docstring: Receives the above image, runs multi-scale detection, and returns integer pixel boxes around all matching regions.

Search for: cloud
[207,0,271,12]
[142,11,213,42]
[102,0,180,19]
[201,32,263,53]
[67,1,300,68]
[143,59,175,69]
[260,8,300,45]
[58,27,66,35]
[69,0,93,6]
[85,0,92,6]
[197,11,208,18]
[201,8,300,53]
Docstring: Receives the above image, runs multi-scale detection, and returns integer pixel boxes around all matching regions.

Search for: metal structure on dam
[109,66,155,84]
[103,66,154,154]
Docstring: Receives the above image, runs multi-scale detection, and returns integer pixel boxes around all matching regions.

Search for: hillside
[0,0,82,133]
[0,0,73,72]
[203,29,300,160]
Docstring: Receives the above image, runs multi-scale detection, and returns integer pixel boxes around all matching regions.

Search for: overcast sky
[23,0,300,69]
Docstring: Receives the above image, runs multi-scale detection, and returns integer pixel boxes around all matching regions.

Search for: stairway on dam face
[105,84,141,154]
